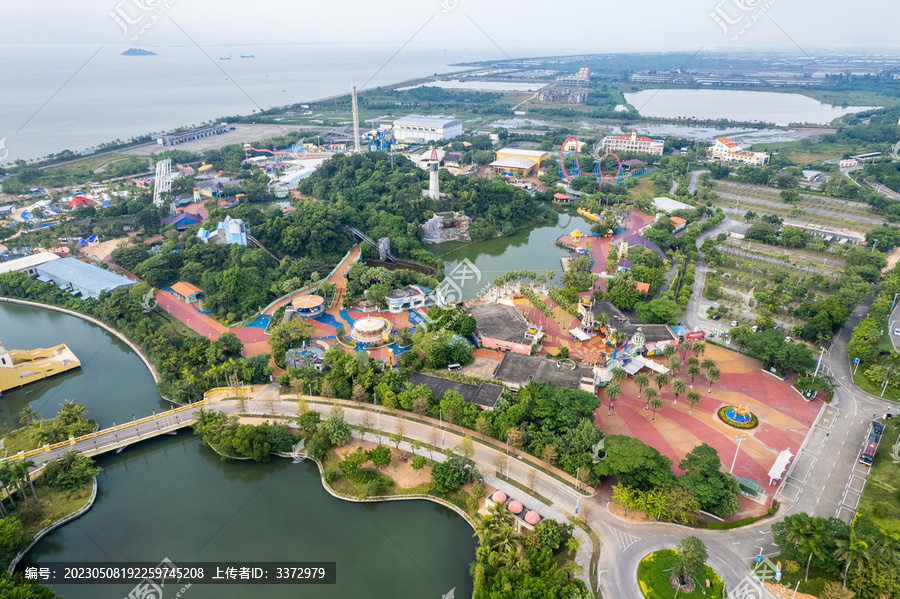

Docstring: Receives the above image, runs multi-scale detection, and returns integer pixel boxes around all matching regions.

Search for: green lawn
[637,550,724,599]
[149,310,198,339]
[759,553,841,597]
[857,419,900,533]
[852,368,900,402]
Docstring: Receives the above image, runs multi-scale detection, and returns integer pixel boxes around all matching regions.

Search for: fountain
[717,404,758,429]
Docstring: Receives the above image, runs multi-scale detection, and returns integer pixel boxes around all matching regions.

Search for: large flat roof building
[35,258,135,300]
[492,353,596,392]
[468,303,542,355]
[495,147,552,166]
[652,197,694,213]
[0,253,60,277]
[408,373,505,410]
[393,116,462,142]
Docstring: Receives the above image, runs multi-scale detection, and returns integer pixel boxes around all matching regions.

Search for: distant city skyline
[2,1,899,56]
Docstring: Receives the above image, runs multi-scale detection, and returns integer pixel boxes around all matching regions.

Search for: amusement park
[558,135,658,192]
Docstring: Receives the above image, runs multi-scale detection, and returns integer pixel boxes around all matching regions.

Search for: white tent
[768,448,794,484]
[569,328,591,342]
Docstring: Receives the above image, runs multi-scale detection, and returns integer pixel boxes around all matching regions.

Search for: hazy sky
[2,0,899,56]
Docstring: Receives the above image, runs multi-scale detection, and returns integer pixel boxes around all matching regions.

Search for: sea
[0,44,475,164]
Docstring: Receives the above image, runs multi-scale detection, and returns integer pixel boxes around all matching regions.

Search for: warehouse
[35,258,135,300]
[393,116,462,142]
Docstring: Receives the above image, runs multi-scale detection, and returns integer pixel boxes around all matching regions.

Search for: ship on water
[240,55,255,58]
[220,54,232,60]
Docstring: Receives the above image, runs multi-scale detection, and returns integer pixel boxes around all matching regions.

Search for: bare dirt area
[333,438,432,489]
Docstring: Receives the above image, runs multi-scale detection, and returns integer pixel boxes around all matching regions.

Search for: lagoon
[624,89,875,126]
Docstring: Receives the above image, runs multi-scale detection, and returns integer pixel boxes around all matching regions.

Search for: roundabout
[637,550,724,599]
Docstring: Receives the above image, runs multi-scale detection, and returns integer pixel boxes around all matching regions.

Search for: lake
[23,433,476,599]
[7,302,477,598]
[434,209,593,300]
[0,302,165,431]
[624,89,876,126]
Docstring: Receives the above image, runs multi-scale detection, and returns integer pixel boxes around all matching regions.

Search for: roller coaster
[558,136,657,192]
[364,129,395,152]
[242,143,332,164]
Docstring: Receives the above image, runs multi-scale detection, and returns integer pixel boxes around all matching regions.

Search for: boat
[220,55,232,60]
[240,55,255,58]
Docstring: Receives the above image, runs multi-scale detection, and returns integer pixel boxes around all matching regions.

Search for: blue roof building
[196,216,249,246]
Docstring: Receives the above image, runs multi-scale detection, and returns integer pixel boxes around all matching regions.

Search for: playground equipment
[558,136,657,191]
[364,129,395,152]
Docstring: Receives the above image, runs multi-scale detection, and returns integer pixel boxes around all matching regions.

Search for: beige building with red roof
[708,137,770,166]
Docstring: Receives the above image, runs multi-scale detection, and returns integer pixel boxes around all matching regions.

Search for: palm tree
[672,379,686,404]
[58,400,86,425]
[611,367,627,383]
[835,530,871,588]
[790,516,826,581]
[0,463,16,507]
[644,387,657,411]
[706,365,721,394]
[14,460,38,501]
[605,382,621,416]
[19,406,40,427]
[649,393,663,421]
[654,372,669,394]
[668,355,681,375]
[662,344,676,361]
[688,363,701,388]
[702,357,717,371]
[692,341,706,358]
[687,390,701,413]
[635,373,649,400]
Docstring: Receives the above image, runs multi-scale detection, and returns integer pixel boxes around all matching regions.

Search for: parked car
[731,320,739,327]
[751,325,759,333]
[711,314,721,320]
[784,336,792,342]
[873,421,885,435]
[894,329,900,336]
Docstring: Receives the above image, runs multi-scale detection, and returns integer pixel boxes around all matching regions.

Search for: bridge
[343,226,396,262]
[2,400,210,470]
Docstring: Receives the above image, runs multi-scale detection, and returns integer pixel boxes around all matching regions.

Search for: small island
[121,48,157,56]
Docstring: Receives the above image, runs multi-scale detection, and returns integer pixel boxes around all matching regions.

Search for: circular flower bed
[717,406,759,429]
[637,550,724,599]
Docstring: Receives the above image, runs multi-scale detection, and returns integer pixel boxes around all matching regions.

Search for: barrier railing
[203,386,252,399]
[2,400,209,463]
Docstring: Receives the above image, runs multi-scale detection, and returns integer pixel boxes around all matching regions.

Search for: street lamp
[506,454,512,478]
[439,408,444,445]
[730,434,746,474]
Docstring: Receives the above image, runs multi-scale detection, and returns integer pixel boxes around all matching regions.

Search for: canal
[7,302,477,598]
[0,302,165,431]
[433,209,594,300]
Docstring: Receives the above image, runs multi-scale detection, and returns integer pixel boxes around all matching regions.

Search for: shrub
[365,479,383,497]
[323,468,338,483]
[411,455,426,470]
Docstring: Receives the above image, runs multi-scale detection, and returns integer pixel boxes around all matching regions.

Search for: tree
[674,536,708,585]
[57,400,86,425]
[412,396,428,416]
[19,406,40,426]
[476,415,491,438]
[456,435,475,463]
[635,373,649,398]
[323,413,351,446]
[321,380,336,398]
[821,581,855,599]
[672,378,686,404]
[595,436,673,491]
[431,459,467,495]
[605,381,621,415]
[706,365,721,393]
[506,426,523,451]
[687,390,701,413]
[351,384,368,404]
[649,394,664,421]
[0,518,25,565]
[644,387,658,411]
[41,451,101,492]
[834,529,871,588]
[297,410,321,433]
[542,444,558,465]
[526,468,538,490]
[679,444,739,517]
[0,572,62,598]
[15,460,38,501]
[653,372,669,394]
[701,357,717,371]
[368,444,392,468]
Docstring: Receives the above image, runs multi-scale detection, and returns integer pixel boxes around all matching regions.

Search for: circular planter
[717,406,759,429]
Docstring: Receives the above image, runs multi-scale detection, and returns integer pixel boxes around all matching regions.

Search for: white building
[393,116,463,142]
[0,253,60,277]
[600,129,664,155]
[708,137,770,166]
[839,158,858,168]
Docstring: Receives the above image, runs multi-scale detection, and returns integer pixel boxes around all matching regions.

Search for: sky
[1,0,899,56]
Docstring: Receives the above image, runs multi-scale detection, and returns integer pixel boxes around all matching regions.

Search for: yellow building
[494,147,552,166]
[0,341,81,393]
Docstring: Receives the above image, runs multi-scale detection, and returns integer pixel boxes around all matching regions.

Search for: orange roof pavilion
[170,281,203,302]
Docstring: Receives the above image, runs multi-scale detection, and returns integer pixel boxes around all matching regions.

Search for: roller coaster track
[343,226,397,262]
[247,235,282,263]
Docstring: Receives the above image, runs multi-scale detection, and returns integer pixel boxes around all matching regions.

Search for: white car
[730,320,739,327]
[784,336,792,342]
[751,325,758,333]
[894,329,900,336]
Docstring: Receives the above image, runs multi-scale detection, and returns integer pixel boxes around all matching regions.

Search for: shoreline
[0,297,160,384]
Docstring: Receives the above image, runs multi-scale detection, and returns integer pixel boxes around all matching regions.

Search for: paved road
[688,169,709,194]
[868,179,900,201]
[682,216,733,333]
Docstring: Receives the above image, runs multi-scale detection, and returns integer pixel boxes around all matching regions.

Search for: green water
[25,433,476,599]
[0,302,166,431]
[7,303,477,598]
[434,209,593,300]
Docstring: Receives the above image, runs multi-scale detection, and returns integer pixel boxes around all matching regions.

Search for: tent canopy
[767,448,794,481]
[569,328,591,342]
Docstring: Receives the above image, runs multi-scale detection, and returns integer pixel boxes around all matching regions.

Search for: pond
[624,89,876,126]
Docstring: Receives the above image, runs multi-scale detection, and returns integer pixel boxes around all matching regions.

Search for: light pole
[506,454,512,478]
[730,434,746,474]
[813,346,826,377]
[575,467,581,492]
[439,408,444,446]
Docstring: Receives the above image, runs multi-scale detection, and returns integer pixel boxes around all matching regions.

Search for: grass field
[150,310,197,339]
[761,553,838,598]
[852,368,900,402]
[637,550,724,599]
[857,419,900,533]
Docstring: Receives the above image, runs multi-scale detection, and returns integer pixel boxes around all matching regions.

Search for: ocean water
[0,44,471,163]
